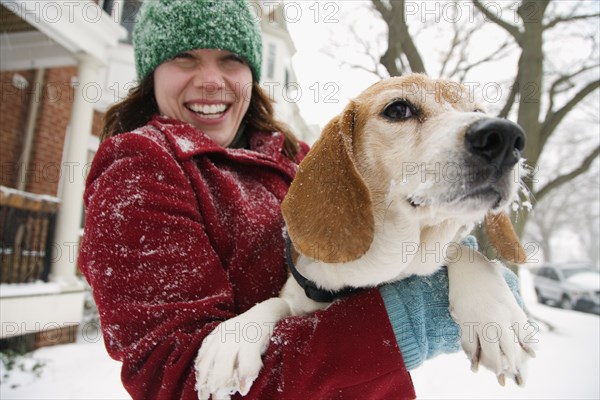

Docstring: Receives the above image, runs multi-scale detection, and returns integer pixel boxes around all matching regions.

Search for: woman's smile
[185,102,230,123]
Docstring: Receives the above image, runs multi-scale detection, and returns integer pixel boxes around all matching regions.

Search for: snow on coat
[78,115,415,399]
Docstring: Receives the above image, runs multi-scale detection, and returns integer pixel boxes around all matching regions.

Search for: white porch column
[51,53,101,288]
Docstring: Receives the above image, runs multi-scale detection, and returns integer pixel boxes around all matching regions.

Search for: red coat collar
[148,115,286,161]
[147,115,297,179]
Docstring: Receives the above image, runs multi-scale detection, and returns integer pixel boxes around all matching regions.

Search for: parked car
[533,264,600,314]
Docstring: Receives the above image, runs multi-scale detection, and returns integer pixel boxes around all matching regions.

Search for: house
[0,0,314,350]
[256,1,319,144]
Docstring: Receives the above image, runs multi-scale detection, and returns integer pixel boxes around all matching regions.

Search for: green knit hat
[133,0,262,81]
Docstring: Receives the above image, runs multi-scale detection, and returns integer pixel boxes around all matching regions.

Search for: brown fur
[485,212,527,264]
[283,75,525,265]
[281,104,374,263]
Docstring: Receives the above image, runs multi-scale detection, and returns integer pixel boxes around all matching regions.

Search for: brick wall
[27,67,76,196]
[0,70,34,189]
[92,108,104,138]
[0,67,104,197]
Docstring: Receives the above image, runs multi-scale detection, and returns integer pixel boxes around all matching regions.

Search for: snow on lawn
[412,269,600,399]
[412,302,599,399]
[1,338,128,399]
[1,270,598,399]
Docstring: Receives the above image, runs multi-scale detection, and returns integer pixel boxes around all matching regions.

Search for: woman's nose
[192,62,225,91]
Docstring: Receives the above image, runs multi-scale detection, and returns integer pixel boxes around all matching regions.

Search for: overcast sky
[284,1,599,130]
[286,1,381,128]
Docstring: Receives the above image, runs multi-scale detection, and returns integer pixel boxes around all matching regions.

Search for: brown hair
[101,74,157,142]
[102,77,300,160]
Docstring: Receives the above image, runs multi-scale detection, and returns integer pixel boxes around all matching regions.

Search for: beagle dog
[196,74,533,399]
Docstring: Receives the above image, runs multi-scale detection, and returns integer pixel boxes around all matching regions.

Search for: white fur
[447,245,533,384]
[194,77,532,399]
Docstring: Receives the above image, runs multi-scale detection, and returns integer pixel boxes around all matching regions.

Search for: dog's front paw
[452,295,536,386]
[194,298,291,399]
[448,250,537,386]
[195,316,265,399]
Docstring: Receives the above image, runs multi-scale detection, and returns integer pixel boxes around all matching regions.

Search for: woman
[79,1,520,399]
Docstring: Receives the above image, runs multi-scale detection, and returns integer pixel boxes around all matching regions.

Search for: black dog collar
[285,235,363,303]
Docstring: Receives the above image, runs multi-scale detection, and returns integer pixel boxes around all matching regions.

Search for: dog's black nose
[465,118,526,170]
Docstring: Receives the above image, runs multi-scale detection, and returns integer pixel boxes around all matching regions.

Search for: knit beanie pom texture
[133,0,262,81]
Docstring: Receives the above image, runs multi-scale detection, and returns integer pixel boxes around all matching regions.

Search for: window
[101,0,115,14]
[547,269,560,281]
[284,69,290,89]
[119,0,144,45]
[266,43,276,80]
[98,0,144,45]
[79,136,100,236]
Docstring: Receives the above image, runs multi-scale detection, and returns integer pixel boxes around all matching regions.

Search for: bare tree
[366,0,600,238]
[526,167,600,264]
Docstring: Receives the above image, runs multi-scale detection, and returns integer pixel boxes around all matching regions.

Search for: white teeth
[188,103,227,115]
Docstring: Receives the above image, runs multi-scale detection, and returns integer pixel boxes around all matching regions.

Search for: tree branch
[499,67,521,118]
[545,64,600,123]
[542,79,600,141]
[544,13,600,30]
[441,19,489,80]
[351,24,388,78]
[321,18,387,79]
[380,44,403,77]
[535,146,600,202]
[394,0,426,74]
[472,0,522,44]
[371,0,391,21]
[372,0,427,75]
[438,22,461,78]
[453,39,514,82]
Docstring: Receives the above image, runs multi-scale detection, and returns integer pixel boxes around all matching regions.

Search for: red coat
[79,115,416,400]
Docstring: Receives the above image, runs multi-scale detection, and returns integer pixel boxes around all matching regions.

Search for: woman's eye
[382,100,416,120]
[172,52,194,60]
[224,54,246,65]
[170,53,197,67]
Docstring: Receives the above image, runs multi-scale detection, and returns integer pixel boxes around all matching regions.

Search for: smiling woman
[153,49,253,147]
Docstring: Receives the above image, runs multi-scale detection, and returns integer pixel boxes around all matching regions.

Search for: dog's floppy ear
[485,212,527,264]
[282,102,374,263]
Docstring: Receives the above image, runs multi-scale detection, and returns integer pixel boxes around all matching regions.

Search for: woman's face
[153,49,253,147]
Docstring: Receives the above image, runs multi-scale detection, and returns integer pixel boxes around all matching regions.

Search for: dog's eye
[382,100,416,121]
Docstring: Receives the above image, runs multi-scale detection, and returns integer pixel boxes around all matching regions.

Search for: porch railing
[0,186,60,284]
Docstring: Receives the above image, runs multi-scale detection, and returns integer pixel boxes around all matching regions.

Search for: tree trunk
[513,1,547,238]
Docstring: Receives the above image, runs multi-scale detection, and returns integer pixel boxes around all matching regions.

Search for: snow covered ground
[1,270,598,399]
